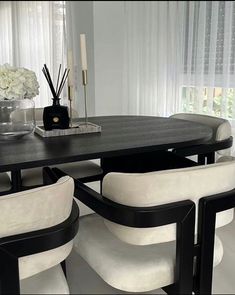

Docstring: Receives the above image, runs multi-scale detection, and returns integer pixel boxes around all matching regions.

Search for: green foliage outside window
[182,87,235,118]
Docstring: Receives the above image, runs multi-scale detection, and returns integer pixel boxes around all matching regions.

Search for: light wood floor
[213,217,235,294]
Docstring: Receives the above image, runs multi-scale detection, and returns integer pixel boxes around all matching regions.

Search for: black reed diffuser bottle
[42,64,70,130]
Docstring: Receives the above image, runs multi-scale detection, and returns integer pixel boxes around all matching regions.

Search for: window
[0,1,66,107]
[182,1,235,118]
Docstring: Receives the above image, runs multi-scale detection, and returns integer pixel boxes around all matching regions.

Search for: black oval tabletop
[0,116,213,172]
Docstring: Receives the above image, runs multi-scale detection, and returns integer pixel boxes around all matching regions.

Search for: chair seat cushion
[74,214,223,293]
[20,265,69,294]
[0,173,11,192]
[21,160,103,186]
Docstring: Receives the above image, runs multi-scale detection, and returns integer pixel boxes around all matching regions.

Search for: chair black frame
[194,188,235,294]
[53,167,195,294]
[0,166,103,197]
[172,136,233,164]
[0,167,79,294]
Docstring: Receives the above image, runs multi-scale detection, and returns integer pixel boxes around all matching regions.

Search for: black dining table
[0,115,216,191]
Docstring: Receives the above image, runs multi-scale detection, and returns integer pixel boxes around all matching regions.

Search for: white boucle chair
[0,172,78,294]
[195,156,235,293]
[216,155,235,163]
[0,172,12,192]
[18,108,103,189]
[170,113,232,164]
[70,160,235,294]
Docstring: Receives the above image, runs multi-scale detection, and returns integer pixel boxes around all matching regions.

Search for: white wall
[66,1,95,116]
[93,1,125,115]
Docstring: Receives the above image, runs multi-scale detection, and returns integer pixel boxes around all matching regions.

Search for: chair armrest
[172,136,233,156]
[52,167,194,228]
[77,177,194,228]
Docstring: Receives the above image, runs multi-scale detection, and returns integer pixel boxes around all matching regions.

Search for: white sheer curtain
[182,1,235,153]
[0,1,66,107]
[123,1,235,121]
[65,1,96,117]
[122,1,185,117]
[65,1,80,114]
[182,1,235,119]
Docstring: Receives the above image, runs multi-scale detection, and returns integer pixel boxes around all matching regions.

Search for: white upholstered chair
[170,113,232,163]
[0,173,12,192]
[0,172,78,294]
[70,160,235,293]
[194,156,235,293]
[20,108,103,188]
[216,155,235,163]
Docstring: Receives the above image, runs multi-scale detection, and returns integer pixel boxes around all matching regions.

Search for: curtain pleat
[0,1,66,107]
[183,1,235,119]
[123,1,184,117]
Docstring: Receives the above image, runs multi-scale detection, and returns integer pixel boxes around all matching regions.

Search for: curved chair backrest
[102,161,235,245]
[0,176,75,279]
[170,113,232,155]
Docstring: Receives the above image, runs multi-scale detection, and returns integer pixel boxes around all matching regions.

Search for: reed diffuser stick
[42,64,57,100]
[42,64,70,130]
[56,64,62,94]
[58,69,70,98]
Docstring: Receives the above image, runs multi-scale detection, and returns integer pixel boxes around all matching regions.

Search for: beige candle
[67,50,74,88]
[80,34,87,71]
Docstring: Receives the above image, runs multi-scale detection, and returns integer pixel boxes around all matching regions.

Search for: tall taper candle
[80,34,87,71]
[67,50,74,89]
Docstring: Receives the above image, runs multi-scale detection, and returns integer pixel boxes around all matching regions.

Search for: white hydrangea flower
[0,64,39,100]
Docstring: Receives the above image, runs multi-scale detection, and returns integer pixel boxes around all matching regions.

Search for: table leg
[11,170,22,192]
[198,154,206,165]
[206,152,215,164]
[198,152,215,165]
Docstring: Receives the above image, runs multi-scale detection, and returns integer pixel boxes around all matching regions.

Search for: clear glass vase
[0,99,35,140]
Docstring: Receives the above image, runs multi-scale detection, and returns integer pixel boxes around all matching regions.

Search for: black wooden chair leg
[11,170,22,192]
[61,260,67,278]
[206,152,215,164]
[0,247,20,294]
[198,154,206,165]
